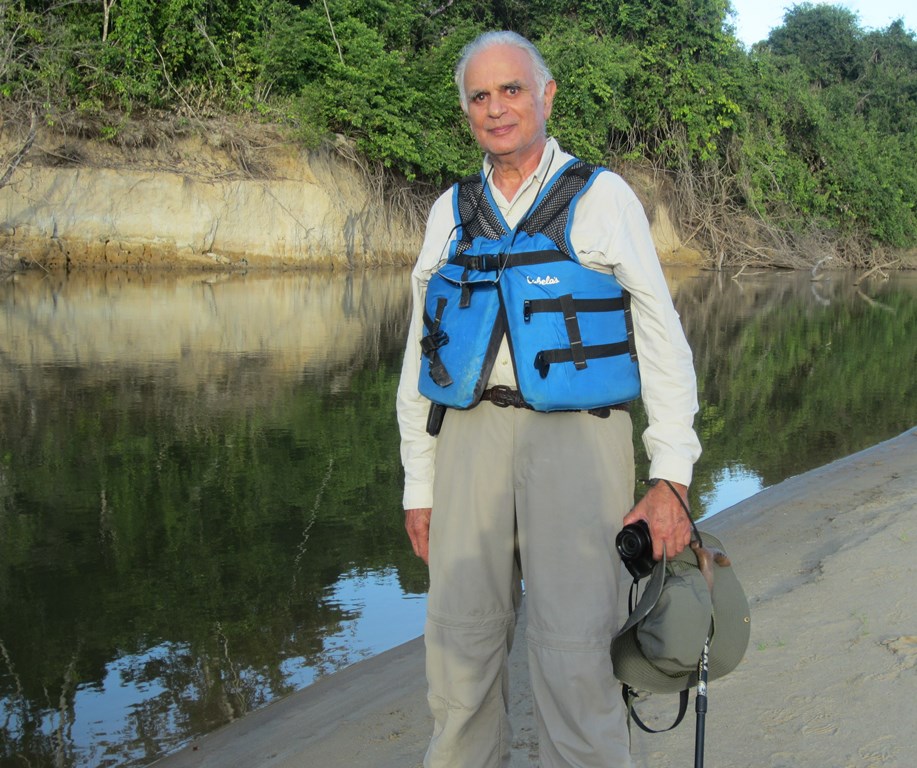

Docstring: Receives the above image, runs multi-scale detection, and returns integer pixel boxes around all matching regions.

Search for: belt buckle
[488,385,516,408]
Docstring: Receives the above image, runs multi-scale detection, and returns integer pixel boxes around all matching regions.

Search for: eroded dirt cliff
[0,120,703,270]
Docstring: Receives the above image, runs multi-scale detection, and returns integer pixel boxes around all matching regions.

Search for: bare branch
[102,0,116,41]
[322,0,344,65]
[0,113,37,190]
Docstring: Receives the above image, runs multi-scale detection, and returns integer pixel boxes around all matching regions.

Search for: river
[0,265,914,767]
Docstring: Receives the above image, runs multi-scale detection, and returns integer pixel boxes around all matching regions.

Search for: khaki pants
[425,403,634,768]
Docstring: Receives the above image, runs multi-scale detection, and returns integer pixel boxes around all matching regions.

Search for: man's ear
[543,79,557,121]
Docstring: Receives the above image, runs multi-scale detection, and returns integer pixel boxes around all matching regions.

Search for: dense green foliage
[2,1,916,254]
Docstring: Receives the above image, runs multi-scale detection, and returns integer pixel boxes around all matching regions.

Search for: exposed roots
[668,158,900,271]
[331,137,439,238]
[611,125,907,271]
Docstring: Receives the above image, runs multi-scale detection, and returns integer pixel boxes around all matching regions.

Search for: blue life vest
[419,159,641,412]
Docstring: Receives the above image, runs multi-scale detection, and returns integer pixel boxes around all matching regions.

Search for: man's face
[463,44,556,167]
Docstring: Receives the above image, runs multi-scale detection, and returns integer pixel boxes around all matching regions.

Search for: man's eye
[506,86,520,96]
[472,92,487,102]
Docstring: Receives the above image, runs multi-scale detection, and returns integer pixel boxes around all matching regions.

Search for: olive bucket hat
[611,531,751,694]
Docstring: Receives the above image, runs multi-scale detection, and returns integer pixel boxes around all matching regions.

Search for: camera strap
[623,686,690,733]
[646,477,702,546]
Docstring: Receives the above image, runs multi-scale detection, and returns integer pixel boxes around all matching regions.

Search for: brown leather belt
[480,385,629,419]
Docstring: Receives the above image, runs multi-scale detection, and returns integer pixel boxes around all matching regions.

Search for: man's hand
[621,481,691,561]
[405,507,432,564]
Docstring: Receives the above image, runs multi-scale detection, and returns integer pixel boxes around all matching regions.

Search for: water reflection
[1,268,424,767]
[670,267,916,498]
[0,266,915,767]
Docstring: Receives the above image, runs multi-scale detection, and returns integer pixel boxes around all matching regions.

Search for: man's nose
[487,95,506,117]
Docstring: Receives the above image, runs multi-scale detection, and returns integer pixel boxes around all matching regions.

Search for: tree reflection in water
[0,266,914,766]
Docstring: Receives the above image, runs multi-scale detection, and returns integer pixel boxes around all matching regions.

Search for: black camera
[616,520,655,580]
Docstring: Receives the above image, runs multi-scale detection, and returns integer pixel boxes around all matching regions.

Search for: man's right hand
[405,508,432,564]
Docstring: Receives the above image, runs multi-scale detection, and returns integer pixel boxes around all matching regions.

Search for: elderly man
[396,30,702,768]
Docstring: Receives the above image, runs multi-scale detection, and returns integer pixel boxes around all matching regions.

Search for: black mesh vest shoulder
[454,161,600,259]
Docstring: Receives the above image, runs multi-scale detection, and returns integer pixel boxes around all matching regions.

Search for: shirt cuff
[403,483,434,511]
[647,455,695,488]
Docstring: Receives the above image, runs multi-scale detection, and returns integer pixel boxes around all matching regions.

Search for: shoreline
[153,427,917,768]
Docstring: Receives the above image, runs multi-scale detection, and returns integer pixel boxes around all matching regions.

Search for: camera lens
[617,529,644,558]
[615,520,655,580]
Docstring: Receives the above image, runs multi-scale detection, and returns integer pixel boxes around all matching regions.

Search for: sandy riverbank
[153,427,917,768]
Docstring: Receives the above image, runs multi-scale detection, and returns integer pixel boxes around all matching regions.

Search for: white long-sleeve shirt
[396,139,701,510]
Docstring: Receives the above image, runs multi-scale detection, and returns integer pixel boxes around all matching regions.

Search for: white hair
[454,31,553,112]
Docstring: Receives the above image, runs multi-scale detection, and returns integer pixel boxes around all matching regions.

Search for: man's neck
[488,138,548,200]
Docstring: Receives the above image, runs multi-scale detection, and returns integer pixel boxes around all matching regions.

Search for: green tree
[540,26,638,162]
[857,20,917,135]
[766,3,863,86]
[108,0,162,102]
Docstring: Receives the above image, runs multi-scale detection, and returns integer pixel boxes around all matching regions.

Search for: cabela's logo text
[526,275,560,286]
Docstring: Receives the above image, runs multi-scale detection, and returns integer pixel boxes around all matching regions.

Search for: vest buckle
[534,351,550,379]
[421,329,449,357]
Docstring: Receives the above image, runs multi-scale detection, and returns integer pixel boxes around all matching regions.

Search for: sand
[153,427,917,768]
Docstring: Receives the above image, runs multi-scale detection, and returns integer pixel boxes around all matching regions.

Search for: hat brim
[611,532,751,694]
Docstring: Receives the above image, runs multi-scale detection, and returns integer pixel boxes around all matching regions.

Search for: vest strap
[523,296,626,322]
[558,293,587,370]
[534,341,633,379]
[422,297,453,387]
[623,291,638,362]
[451,249,568,272]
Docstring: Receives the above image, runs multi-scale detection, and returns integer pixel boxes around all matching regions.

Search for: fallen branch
[811,255,832,281]
[854,259,898,285]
